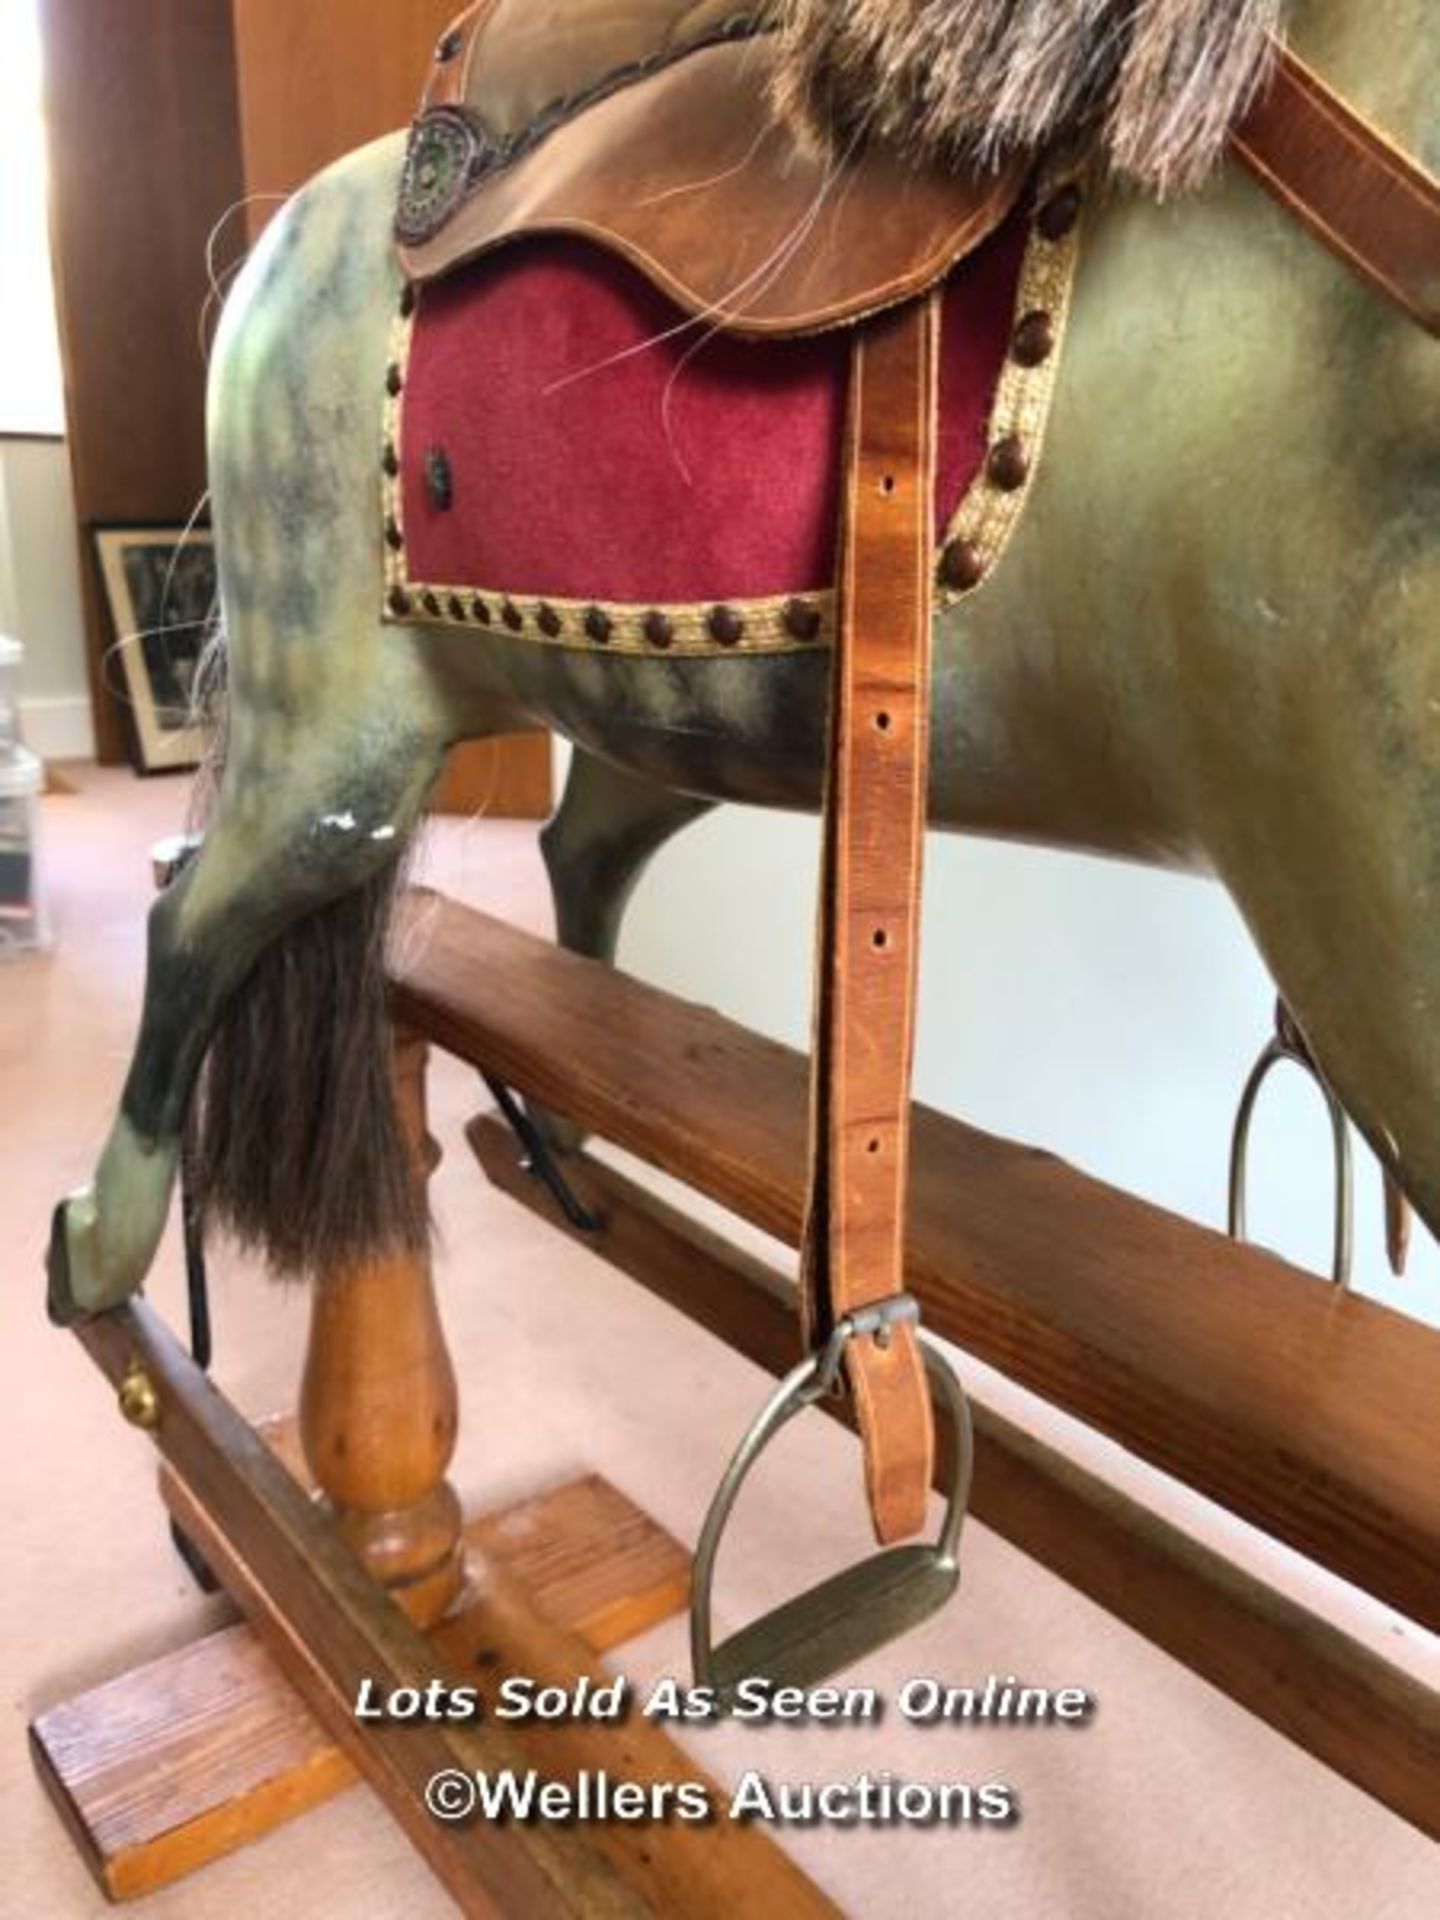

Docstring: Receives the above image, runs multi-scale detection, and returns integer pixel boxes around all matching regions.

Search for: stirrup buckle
[691,1323,972,1704]
[809,1292,921,1399]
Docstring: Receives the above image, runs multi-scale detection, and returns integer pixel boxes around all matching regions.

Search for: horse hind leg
[543,746,714,965]
[45,130,460,1320]
[531,746,713,1150]
[51,743,709,1314]
[47,724,446,1323]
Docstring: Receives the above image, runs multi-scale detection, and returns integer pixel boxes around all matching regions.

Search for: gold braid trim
[937,161,1084,607]
[380,175,1082,652]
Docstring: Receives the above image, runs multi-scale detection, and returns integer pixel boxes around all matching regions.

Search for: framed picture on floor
[93,525,216,773]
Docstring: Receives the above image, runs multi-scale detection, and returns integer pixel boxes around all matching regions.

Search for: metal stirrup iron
[691,1301,973,1697]
[1228,997,1353,1289]
[691,292,972,1698]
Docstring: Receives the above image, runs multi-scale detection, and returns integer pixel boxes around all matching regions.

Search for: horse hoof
[46,1192,124,1326]
[46,1200,85,1327]
[523,1098,589,1158]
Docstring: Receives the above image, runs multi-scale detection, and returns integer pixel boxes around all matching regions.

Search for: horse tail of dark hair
[182,629,426,1280]
[186,863,427,1280]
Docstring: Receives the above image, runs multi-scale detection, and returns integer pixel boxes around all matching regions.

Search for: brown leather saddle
[395,0,1440,1696]
[397,2,1027,333]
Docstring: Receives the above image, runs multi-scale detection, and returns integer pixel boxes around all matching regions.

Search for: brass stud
[1036,182,1082,242]
[584,605,613,645]
[399,282,417,318]
[644,610,674,649]
[537,603,563,638]
[939,537,984,592]
[708,604,744,647]
[1011,310,1055,367]
[118,1366,160,1431]
[420,589,441,617]
[986,433,1029,492]
[382,443,400,478]
[425,446,453,512]
[471,594,492,624]
[782,597,822,642]
[387,585,412,616]
[447,594,467,620]
[384,515,404,551]
[502,599,524,631]
[386,362,404,397]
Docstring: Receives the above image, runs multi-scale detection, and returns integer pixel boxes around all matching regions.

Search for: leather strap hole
[874,711,891,732]
[872,928,890,950]
[866,1136,882,1155]
[879,473,896,496]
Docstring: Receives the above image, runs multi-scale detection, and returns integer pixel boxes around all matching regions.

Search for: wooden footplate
[36,886,1440,1914]
[32,1364,832,1919]
[32,1470,694,1904]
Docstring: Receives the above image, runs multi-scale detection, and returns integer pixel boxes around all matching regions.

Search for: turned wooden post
[298,1024,464,1628]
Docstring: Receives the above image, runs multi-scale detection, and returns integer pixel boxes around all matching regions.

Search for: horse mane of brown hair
[770,0,1287,195]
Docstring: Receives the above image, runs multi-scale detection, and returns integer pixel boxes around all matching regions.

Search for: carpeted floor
[3,766,1437,1919]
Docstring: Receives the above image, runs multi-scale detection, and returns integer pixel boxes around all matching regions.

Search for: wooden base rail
[67,1302,638,1919]
[33,1469,698,1902]
[471,1118,1440,1845]
[392,891,1440,1637]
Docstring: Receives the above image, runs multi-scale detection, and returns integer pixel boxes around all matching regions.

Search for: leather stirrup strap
[1231,43,1440,339]
[800,293,940,1548]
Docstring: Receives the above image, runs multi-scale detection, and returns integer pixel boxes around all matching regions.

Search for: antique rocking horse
[47,0,1438,1695]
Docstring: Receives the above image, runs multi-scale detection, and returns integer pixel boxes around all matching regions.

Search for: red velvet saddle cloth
[397,204,1029,620]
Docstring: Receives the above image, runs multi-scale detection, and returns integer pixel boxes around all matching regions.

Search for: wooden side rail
[390,890,1440,1636]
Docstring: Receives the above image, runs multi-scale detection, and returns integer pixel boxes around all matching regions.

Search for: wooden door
[230,0,552,820]
[40,0,246,766]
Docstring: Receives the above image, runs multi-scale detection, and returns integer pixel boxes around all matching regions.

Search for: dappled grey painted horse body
[48,0,1439,1318]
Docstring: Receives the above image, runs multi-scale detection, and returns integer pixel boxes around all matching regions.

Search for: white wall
[0,436,93,759]
[612,800,1440,1327]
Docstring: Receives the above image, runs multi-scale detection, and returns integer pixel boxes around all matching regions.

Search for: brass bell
[118,1366,161,1430]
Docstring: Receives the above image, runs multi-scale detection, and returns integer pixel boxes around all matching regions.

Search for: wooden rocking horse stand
[34,905,1440,1911]
[33,7,1440,1913]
